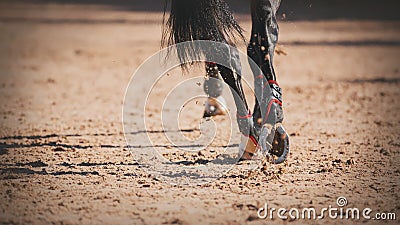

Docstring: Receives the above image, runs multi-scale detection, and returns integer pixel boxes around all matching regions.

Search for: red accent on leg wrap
[268,80,280,86]
[249,135,258,146]
[264,99,283,123]
[237,110,252,119]
[264,80,280,89]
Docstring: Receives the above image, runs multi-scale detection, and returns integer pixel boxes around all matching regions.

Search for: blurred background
[2,0,399,20]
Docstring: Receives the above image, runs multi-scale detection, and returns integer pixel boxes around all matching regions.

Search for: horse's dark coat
[163,0,287,161]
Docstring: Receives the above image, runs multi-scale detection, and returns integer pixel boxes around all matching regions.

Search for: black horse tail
[162,0,245,66]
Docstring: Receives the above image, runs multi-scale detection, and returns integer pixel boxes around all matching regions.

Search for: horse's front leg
[246,0,289,163]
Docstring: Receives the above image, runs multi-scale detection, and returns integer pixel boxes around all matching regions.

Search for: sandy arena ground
[0,1,399,224]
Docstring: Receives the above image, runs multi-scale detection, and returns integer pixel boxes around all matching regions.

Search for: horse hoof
[238,134,258,160]
[203,96,227,118]
[259,123,289,164]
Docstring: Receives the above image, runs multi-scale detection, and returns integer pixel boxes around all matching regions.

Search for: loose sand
[0,2,399,224]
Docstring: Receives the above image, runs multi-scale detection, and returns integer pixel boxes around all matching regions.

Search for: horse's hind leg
[247,0,289,163]
[203,62,227,118]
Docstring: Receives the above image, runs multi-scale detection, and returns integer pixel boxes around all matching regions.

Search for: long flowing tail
[162,0,245,64]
